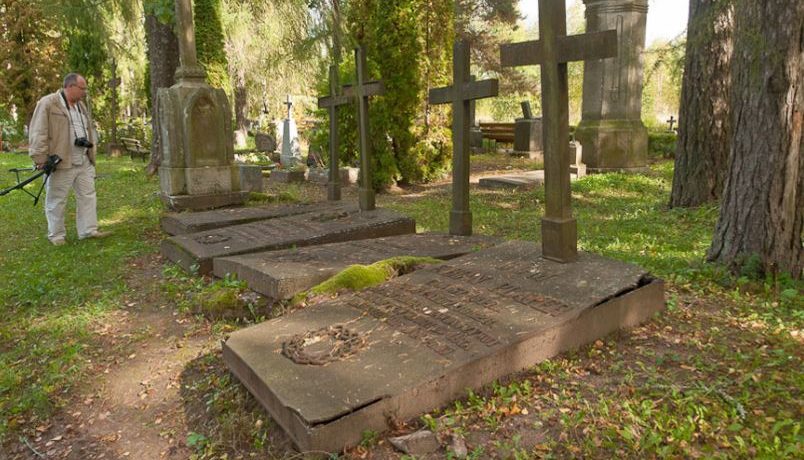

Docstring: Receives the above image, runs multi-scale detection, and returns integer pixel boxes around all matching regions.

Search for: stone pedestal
[513,118,543,159]
[157,83,246,210]
[469,127,483,152]
[281,119,301,167]
[576,0,649,172]
[238,164,264,193]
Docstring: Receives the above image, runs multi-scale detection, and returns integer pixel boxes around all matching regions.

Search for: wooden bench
[479,122,515,143]
[119,137,149,161]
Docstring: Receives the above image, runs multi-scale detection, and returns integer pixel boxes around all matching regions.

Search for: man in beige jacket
[29,73,108,245]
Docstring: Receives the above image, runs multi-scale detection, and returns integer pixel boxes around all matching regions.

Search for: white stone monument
[280,95,301,167]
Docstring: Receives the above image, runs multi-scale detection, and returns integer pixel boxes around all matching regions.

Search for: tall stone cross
[317,65,351,201]
[666,115,677,132]
[429,40,498,235]
[501,0,618,262]
[352,46,384,211]
[173,0,206,84]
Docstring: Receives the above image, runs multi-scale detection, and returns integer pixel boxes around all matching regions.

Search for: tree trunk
[233,68,247,148]
[144,13,179,175]
[708,0,803,278]
[669,0,733,207]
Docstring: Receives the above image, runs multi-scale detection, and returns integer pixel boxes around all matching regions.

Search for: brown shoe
[80,230,111,240]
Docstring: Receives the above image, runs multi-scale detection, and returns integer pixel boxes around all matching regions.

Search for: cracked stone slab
[161,207,416,275]
[213,233,500,299]
[161,201,354,235]
[222,240,665,452]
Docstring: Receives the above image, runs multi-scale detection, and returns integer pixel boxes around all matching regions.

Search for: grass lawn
[0,153,800,458]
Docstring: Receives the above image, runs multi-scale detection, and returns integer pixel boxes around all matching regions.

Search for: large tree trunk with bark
[144,13,179,175]
[707,0,803,278]
[670,0,733,207]
[233,68,248,148]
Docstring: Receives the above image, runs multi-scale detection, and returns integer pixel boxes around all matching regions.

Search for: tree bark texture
[708,0,803,278]
[233,68,247,147]
[670,0,733,208]
[144,13,179,175]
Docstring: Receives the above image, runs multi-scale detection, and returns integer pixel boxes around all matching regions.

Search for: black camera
[74,137,93,148]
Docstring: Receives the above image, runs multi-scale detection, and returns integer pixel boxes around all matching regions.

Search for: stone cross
[429,40,499,235]
[173,0,206,83]
[501,0,617,262]
[351,46,384,211]
[666,115,676,132]
[317,65,351,201]
[284,95,293,120]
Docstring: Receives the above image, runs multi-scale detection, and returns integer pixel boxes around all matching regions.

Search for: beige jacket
[28,91,97,169]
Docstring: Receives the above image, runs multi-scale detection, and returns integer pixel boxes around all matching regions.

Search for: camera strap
[60,91,88,141]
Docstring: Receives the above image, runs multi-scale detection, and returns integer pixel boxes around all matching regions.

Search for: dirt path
[11,255,217,460]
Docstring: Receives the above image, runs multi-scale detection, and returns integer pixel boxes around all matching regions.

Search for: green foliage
[648,129,678,159]
[194,0,231,94]
[339,0,454,188]
[142,0,175,24]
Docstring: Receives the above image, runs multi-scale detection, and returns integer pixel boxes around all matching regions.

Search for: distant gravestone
[213,233,500,299]
[161,206,415,274]
[666,115,677,132]
[156,0,246,210]
[280,95,302,167]
[501,0,618,262]
[428,40,498,235]
[223,240,665,452]
[254,132,277,152]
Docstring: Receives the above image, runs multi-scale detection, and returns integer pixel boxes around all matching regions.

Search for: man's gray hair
[63,73,83,88]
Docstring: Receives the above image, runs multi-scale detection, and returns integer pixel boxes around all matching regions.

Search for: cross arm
[318,94,351,109]
[343,81,385,98]
[428,79,499,105]
[500,30,618,67]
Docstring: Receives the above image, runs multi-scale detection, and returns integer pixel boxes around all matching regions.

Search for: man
[29,73,108,245]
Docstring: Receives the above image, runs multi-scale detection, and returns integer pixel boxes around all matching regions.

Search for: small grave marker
[317,65,352,201]
[352,46,385,211]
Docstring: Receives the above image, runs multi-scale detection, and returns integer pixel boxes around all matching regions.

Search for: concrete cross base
[449,209,473,236]
[327,182,341,201]
[359,188,375,211]
[574,119,649,172]
[541,217,578,263]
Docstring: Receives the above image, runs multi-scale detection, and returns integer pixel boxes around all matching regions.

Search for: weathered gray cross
[429,40,499,235]
[500,0,617,262]
[317,65,351,201]
[351,46,385,211]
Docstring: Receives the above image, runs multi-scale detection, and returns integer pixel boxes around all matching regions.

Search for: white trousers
[45,158,98,241]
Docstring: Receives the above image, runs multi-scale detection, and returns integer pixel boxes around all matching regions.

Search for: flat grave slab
[161,201,353,235]
[214,233,500,299]
[478,170,580,190]
[223,240,664,453]
[162,207,416,275]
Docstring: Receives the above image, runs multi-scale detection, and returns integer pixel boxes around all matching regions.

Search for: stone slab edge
[222,278,664,453]
[161,216,416,275]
